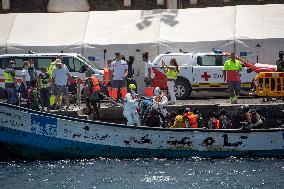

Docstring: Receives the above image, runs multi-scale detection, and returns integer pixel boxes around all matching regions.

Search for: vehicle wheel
[174,78,192,100]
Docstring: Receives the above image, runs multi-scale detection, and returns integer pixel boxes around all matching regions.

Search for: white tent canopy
[159,7,236,53]
[83,10,161,64]
[235,4,284,64]
[6,12,89,54]
[0,13,16,54]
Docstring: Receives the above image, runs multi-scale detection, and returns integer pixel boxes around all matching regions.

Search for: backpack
[28,67,37,82]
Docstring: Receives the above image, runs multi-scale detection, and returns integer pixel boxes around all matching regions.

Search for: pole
[103,49,106,66]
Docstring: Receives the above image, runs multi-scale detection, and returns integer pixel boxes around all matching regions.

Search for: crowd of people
[3,50,277,129]
[3,56,71,111]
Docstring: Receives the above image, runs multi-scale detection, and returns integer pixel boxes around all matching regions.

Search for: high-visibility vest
[166,68,177,80]
[103,67,110,85]
[48,62,56,78]
[184,112,198,128]
[39,73,51,88]
[3,70,14,83]
[91,76,101,92]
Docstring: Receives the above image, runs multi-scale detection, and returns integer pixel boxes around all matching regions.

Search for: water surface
[0,157,283,189]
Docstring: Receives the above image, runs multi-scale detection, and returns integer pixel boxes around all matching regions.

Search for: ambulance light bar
[214,50,222,54]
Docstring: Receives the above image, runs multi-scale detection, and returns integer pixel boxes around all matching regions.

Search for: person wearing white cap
[52,59,70,110]
[152,87,169,127]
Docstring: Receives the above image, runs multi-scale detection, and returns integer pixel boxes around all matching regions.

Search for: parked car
[0,53,103,97]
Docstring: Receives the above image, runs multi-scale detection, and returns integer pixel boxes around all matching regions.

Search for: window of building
[124,0,131,6]
[190,0,198,5]
[223,0,230,3]
[157,0,164,5]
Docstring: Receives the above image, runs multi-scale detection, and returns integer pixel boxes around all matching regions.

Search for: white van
[0,53,103,90]
[151,51,257,100]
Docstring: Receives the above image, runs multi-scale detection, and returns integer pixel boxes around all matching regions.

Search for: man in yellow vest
[4,60,17,104]
[223,53,242,104]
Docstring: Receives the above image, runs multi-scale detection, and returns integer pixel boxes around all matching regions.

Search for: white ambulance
[151,51,258,100]
[0,53,103,90]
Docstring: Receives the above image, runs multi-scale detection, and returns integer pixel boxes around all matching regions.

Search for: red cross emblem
[201,72,211,81]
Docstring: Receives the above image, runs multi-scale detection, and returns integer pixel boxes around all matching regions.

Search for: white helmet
[154,87,161,96]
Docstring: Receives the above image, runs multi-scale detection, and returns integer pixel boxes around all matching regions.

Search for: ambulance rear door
[192,55,226,89]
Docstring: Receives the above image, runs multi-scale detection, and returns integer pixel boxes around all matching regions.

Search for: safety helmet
[154,87,161,96]
[129,83,136,90]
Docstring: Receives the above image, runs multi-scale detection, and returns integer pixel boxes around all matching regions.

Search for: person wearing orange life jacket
[183,108,199,128]
[84,69,101,120]
[103,60,112,97]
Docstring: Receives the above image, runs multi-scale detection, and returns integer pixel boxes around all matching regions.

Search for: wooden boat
[0,102,284,160]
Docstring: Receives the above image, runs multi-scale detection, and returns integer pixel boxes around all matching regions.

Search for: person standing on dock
[223,52,242,104]
[103,60,112,97]
[143,52,154,96]
[38,67,51,111]
[162,58,179,104]
[52,59,70,110]
[276,51,284,72]
[109,52,128,102]
[3,60,17,104]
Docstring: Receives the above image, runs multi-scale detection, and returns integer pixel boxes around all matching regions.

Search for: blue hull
[1,126,284,160]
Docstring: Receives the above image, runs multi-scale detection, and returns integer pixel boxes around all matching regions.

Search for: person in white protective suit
[123,84,141,126]
[152,87,169,127]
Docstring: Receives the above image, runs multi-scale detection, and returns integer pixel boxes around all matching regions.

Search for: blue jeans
[227,81,241,97]
[6,87,16,104]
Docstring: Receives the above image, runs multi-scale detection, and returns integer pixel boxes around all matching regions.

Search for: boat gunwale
[1,102,284,133]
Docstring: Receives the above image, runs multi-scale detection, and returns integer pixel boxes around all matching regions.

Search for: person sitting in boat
[123,84,141,126]
[171,108,186,128]
[242,106,264,129]
[27,81,40,111]
[219,109,232,129]
[183,108,199,128]
[207,111,220,129]
[152,87,169,127]
[84,69,101,120]
[192,109,204,128]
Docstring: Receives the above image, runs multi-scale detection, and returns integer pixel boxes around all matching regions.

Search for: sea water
[0,157,283,189]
